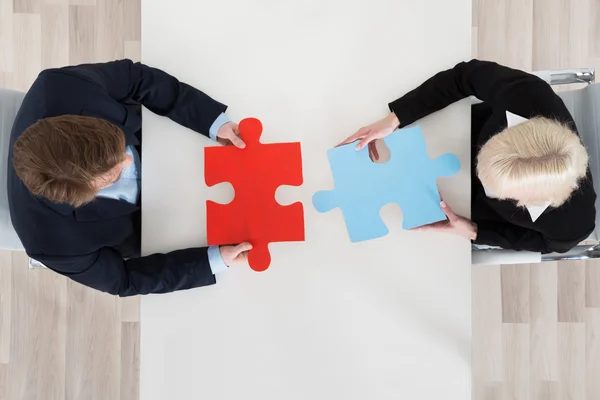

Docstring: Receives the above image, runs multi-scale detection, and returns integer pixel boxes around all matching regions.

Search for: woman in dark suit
[340,59,596,253]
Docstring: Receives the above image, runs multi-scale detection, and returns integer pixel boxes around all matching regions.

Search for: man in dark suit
[7,59,251,297]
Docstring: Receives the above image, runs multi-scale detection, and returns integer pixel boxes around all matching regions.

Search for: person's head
[13,115,134,207]
[477,117,589,208]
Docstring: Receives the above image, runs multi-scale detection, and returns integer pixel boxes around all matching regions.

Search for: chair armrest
[472,248,542,265]
[472,243,600,265]
[532,68,595,85]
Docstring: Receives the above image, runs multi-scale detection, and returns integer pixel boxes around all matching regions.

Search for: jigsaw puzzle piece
[312,188,389,242]
[313,125,461,241]
[207,201,303,271]
[312,144,393,242]
[383,127,460,229]
[205,118,305,272]
[205,145,240,188]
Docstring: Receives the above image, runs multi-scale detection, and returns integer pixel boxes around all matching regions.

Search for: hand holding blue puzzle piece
[312,126,461,242]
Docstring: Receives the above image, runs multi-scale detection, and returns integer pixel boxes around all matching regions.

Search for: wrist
[387,112,400,129]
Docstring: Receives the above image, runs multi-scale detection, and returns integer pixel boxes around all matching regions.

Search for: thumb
[440,201,457,221]
[233,242,253,255]
[230,133,246,149]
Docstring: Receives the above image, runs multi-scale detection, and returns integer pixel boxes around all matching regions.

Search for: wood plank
[593,0,600,57]
[530,262,558,383]
[70,0,96,5]
[6,252,36,400]
[557,322,585,400]
[41,3,69,68]
[0,252,11,364]
[120,322,140,400]
[8,252,66,400]
[45,0,97,5]
[124,40,141,62]
[477,0,506,63]
[0,363,8,400]
[502,323,530,400]
[472,27,478,58]
[473,265,503,396]
[532,381,558,400]
[586,259,600,308]
[69,5,95,65]
[559,0,591,68]
[0,73,14,90]
[586,308,600,400]
[123,0,140,41]
[13,12,41,91]
[504,0,534,70]
[530,262,558,322]
[95,0,123,60]
[477,382,503,400]
[35,267,67,400]
[0,0,14,72]
[532,0,561,70]
[14,0,41,14]
[120,296,140,323]
[557,261,585,323]
[65,280,122,400]
[501,265,530,323]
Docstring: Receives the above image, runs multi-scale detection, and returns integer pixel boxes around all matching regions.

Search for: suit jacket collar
[44,197,138,222]
[81,105,141,146]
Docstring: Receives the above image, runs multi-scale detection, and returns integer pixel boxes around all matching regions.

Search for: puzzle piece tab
[205,118,305,272]
[312,126,460,242]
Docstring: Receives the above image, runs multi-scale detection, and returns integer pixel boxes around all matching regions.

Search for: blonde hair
[476,117,589,208]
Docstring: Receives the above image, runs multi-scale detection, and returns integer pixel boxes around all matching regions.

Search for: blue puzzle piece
[312,126,460,242]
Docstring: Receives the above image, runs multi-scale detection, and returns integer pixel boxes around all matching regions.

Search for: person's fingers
[369,141,380,161]
[337,127,368,147]
[233,242,253,255]
[356,134,375,151]
[440,201,457,221]
[217,138,231,146]
[227,132,246,149]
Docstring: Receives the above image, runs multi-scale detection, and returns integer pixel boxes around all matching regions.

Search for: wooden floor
[0,0,599,399]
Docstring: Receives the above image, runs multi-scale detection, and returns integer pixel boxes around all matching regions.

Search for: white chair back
[556,84,600,241]
[0,89,25,250]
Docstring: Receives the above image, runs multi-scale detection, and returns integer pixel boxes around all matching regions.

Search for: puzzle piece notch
[312,126,460,242]
[205,117,305,272]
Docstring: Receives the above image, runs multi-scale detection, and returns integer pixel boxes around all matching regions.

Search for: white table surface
[141,1,472,399]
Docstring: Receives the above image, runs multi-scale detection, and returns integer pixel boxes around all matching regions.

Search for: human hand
[217,122,245,148]
[412,201,477,240]
[337,112,400,154]
[219,242,253,266]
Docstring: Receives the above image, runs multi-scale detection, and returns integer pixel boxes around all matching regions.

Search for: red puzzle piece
[205,118,305,272]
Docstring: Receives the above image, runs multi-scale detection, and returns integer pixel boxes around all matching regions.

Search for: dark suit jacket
[389,59,596,253]
[7,59,228,296]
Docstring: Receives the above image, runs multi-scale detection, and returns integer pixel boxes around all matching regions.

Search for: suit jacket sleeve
[388,59,566,128]
[59,59,228,137]
[34,247,216,297]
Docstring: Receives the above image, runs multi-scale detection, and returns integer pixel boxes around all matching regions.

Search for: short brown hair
[13,115,126,207]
